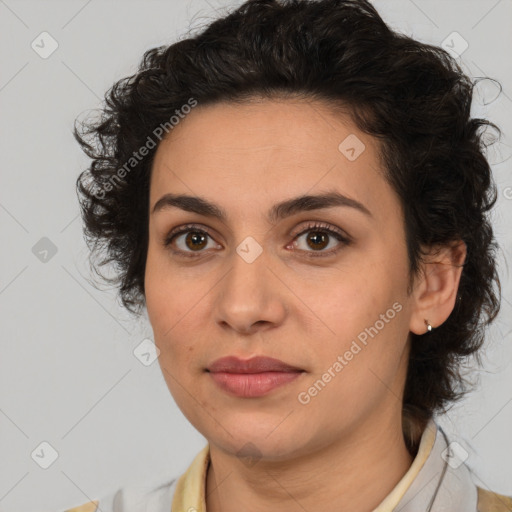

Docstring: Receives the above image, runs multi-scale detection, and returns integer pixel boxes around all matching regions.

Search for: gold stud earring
[424,319,433,333]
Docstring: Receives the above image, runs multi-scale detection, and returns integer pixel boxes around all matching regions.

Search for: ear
[409,240,467,335]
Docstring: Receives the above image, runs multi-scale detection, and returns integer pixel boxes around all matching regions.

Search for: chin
[206,420,313,462]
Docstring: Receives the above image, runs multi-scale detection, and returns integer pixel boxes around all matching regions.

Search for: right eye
[163,224,222,258]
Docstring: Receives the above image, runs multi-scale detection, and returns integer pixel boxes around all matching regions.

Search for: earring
[424,319,433,333]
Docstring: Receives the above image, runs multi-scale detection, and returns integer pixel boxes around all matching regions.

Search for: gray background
[0,1,511,511]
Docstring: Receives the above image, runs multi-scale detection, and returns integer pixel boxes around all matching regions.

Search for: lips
[207,355,303,374]
[206,356,304,398]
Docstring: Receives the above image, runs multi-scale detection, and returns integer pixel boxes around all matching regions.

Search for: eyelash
[163,221,351,259]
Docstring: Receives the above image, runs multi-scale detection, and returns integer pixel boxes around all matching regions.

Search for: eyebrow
[151,190,372,223]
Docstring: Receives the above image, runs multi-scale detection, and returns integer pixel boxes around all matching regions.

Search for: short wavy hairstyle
[74,0,502,452]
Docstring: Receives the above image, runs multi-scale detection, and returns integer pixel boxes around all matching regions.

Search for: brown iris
[306,231,329,250]
[185,231,208,251]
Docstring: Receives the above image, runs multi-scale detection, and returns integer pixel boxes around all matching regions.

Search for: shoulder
[63,501,99,512]
[61,475,178,512]
[477,487,512,512]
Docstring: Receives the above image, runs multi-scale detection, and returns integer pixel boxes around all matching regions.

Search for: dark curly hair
[74,0,502,452]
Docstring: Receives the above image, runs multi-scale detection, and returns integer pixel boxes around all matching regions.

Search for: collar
[171,420,478,512]
[392,421,478,511]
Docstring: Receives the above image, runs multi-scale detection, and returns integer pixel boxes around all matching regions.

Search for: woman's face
[145,98,418,460]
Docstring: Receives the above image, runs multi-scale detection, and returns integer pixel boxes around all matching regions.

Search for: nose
[213,245,288,336]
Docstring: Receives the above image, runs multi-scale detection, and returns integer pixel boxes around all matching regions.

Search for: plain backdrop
[0,1,511,511]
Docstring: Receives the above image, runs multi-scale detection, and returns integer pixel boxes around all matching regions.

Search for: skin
[144,97,466,512]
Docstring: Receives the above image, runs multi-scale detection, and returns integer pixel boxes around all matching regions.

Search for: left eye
[290,225,349,256]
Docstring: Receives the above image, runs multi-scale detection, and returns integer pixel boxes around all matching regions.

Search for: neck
[205,413,415,512]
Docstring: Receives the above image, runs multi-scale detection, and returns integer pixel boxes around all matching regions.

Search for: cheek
[144,249,191,356]
[306,256,408,370]
[144,250,218,379]
[311,265,380,330]
[145,243,191,325]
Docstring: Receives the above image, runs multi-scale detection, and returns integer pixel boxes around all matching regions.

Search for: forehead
[149,98,396,220]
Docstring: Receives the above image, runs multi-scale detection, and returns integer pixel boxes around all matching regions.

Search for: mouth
[206,355,305,398]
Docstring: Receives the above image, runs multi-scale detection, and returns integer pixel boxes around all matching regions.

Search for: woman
[66,0,511,510]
